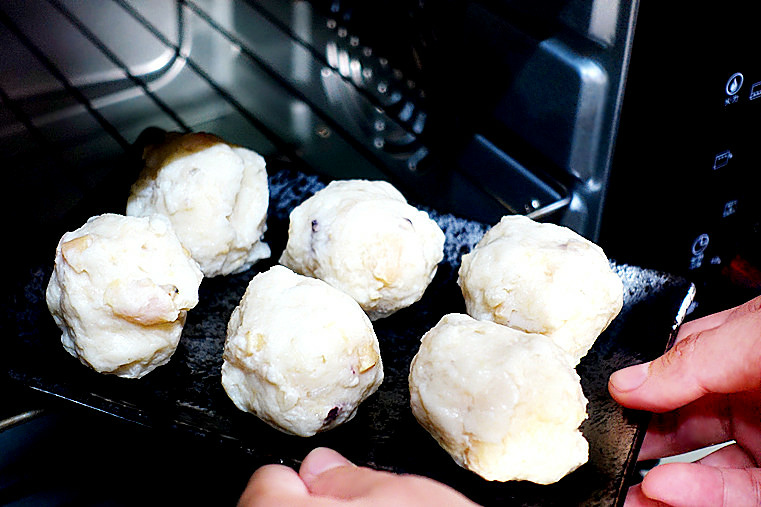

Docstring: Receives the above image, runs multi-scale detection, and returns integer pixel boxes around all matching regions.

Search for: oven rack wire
[0,0,569,239]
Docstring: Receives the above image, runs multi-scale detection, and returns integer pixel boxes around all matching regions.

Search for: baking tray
[3,162,694,506]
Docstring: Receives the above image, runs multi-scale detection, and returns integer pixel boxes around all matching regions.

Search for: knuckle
[726,295,761,323]
[654,331,700,372]
[741,295,761,315]
[729,468,761,507]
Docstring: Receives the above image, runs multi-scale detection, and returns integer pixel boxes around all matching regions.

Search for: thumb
[299,447,402,500]
[640,462,761,507]
[298,447,357,491]
[609,296,761,412]
[237,464,310,506]
[298,447,479,505]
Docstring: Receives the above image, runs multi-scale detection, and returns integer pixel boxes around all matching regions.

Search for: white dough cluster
[279,179,445,320]
[221,265,384,437]
[45,213,204,379]
[409,313,589,484]
[127,132,270,277]
[458,215,623,364]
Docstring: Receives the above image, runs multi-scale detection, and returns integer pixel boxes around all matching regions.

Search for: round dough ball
[221,265,384,437]
[409,313,588,484]
[45,213,204,379]
[279,179,445,321]
[458,215,623,364]
[127,131,270,277]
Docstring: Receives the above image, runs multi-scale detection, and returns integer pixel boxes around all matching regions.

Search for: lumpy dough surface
[221,265,384,437]
[45,213,204,378]
[127,131,270,277]
[279,179,445,320]
[457,215,623,364]
[409,313,589,484]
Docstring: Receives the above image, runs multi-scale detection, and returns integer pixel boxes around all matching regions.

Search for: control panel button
[750,80,761,100]
[689,233,711,270]
[713,149,733,170]
[722,199,739,218]
[724,72,744,106]
[726,72,744,96]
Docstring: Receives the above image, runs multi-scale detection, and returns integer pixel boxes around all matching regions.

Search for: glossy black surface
[3,164,693,506]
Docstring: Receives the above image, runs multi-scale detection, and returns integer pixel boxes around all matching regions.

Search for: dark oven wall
[305,0,640,240]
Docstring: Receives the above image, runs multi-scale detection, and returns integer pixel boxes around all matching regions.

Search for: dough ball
[458,215,623,364]
[45,213,204,379]
[409,313,588,484]
[221,265,384,437]
[279,179,445,320]
[127,131,270,277]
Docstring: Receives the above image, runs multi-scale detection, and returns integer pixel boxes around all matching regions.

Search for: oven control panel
[694,68,761,296]
[601,2,761,316]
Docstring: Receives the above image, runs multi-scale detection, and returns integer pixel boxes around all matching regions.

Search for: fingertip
[238,464,309,506]
[609,362,649,397]
[648,462,761,507]
[299,447,355,488]
[641,463,721,507]
[611,334,712,413]
[623,483,664,507]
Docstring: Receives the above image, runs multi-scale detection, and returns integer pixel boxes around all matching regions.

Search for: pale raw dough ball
[409,313,588,484]
[45,213,204,379]
[221,265,384,437]
[279,179,445,320]
[458,215,623,364]
[127,131,270,277]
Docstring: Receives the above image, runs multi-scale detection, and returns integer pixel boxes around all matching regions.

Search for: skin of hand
[609,295,761,507]
[237,447,480,506]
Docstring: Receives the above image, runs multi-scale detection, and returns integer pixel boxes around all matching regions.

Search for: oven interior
[1,0,639,247]
[4,0,757,504]
[0,1,639,503]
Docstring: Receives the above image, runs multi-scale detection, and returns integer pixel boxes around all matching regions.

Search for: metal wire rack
[0,0,569,240]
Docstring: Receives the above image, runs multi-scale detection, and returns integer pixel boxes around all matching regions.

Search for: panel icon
[726,72,744,95]
[750,81,761,100]
[713,150,733,170]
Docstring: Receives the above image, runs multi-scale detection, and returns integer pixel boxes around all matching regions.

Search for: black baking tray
[3,162,694,507]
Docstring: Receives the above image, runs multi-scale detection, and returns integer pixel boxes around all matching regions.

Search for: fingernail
[610,362,649,393]
[299,447,354,485]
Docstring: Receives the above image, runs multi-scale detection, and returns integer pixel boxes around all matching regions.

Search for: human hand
[238,447,479,506]
[609,295,761,507]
